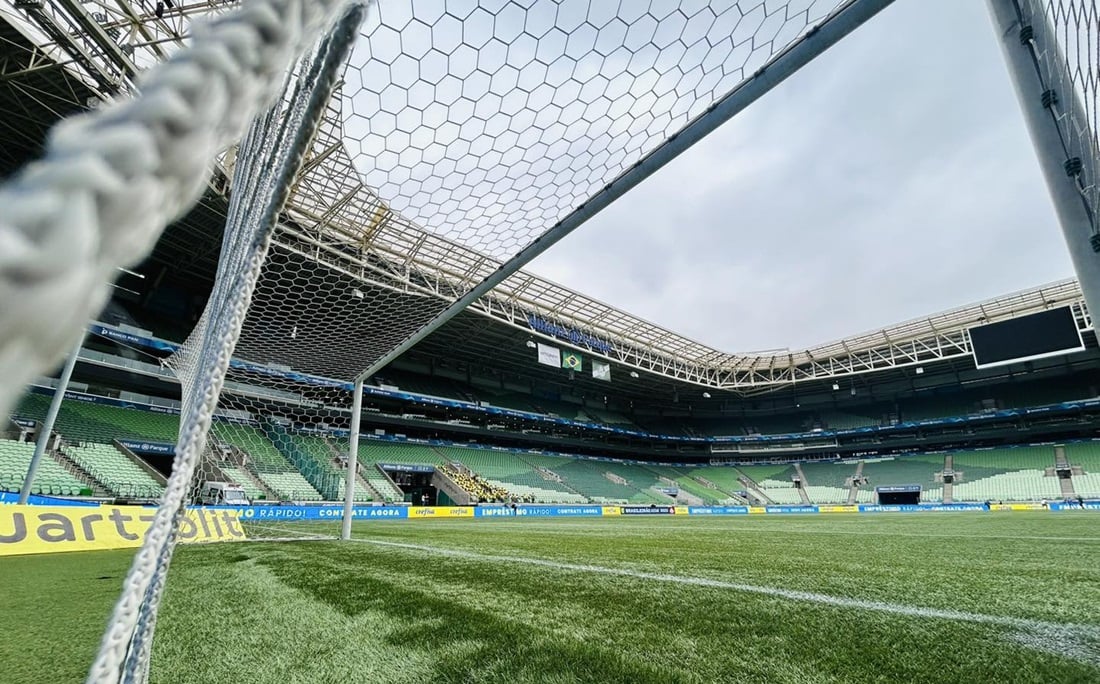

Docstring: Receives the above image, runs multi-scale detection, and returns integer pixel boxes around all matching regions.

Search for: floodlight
[629,371,639,378]
[525,340,536,349]
[831,383,839,391]
[915,366,924,374]
[702,392,711,398]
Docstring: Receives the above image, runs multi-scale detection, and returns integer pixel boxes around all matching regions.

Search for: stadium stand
[799,461,858,504]
[439,463,512,502]
[858,454,946,502]
[734,464,802,504]
[220,426,322,501]
[1065,441,1100,498]
[534,459,645,503]
[15,393,179,444]
[436,446,586,503]
[360,467,402,503]
[360,441,442,466]
[950,446,1061,502]
[63,443,163,498]
[638,465,718,503]
[685,466,748,502]
[217,465,265,500]
[900,396,976,422]
[281,430,372,502]
[0,438,90,496]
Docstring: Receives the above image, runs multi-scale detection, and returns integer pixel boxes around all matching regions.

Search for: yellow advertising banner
[672,506,689,515]
[747,507,767,515]
[818,505,859,514]
[990,503,1046,512]
[0,505,246,557]
[601,506,621,516]
[406,506,475,519]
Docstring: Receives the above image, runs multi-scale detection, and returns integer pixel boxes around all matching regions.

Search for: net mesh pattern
[341,0,845,257]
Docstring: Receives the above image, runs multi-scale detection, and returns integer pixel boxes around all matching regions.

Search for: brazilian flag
[561,351,583,371]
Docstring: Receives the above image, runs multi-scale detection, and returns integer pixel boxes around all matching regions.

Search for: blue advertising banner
[378,463,435,473]
[118,440,174,455]
[857,503,987,513]
[513,505,604,517]
[687,506,749,515]
[875,485,921,493]
[0,492,99,507]
[230,505,408,521]
[1049,501,1100,511]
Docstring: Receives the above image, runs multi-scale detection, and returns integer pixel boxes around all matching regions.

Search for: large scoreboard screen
[968,307,1084,369]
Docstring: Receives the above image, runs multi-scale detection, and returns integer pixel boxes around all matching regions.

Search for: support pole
[354,0,897,385]
[985,0,1100,315]
[340,378,363,540]
[19,332,85,504]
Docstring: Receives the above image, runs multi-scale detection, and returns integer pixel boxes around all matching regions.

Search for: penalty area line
[354,537,1100,656]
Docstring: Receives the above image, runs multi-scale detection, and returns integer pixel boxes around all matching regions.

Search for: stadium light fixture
[831,383,840,391]
[525,340,536,348]
[629,371,639,378]
[915,366,925,374]
[702,392,711,398]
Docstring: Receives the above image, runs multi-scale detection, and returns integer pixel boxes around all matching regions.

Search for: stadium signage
[764,506,817,514]
[408,506,474,518]
[90,324,176,352]
[525,314,612,354]
[512,505,603,517]
[687,506,749,515]
[0,505,245,557]
[378,463,435,473]
[118,440,174,455]
[231,505,407,520]
[619,505,676,515]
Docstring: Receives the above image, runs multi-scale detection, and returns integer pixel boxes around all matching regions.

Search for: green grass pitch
[2,512,1099,683]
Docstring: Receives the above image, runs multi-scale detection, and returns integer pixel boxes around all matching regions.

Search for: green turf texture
[2,513,1099,683]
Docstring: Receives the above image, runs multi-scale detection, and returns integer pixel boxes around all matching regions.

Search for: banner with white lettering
[537,343,560,367]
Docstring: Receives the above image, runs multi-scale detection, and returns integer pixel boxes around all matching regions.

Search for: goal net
[167,0,866,547]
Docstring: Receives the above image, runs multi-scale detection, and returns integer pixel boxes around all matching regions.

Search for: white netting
[79,3,370,683]
[211,0,859,402]
[1017,0,1100,231]
[342,0,847,256]
[0,0,356,425]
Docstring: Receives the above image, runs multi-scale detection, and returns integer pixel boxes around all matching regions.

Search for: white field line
[356,537,1100,654]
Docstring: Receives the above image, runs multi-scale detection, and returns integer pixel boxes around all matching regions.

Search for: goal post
[984,0,1100,319]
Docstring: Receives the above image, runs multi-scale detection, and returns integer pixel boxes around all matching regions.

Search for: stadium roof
[0,1,1091,393]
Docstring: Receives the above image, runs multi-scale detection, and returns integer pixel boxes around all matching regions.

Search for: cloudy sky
[523,0,1074,353]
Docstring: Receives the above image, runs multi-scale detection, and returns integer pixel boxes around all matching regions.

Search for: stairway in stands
[942,453,954,504]
[1053,445,1077,498]
[792,463,811,504]
[847,461,864,504]
[50,447,110,497]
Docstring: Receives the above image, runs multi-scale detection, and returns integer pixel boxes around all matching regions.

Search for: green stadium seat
[0,439,89,496]
[64,443,163,498]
